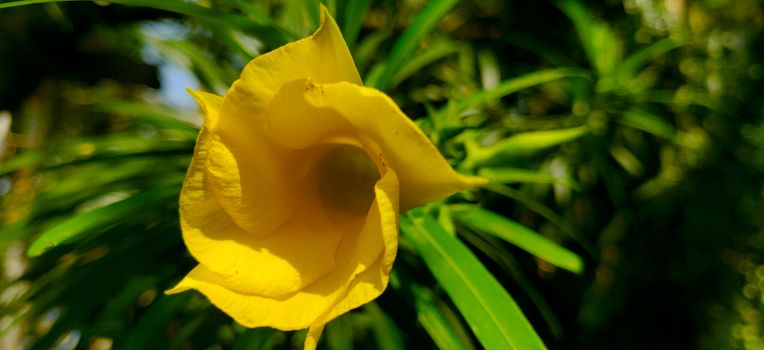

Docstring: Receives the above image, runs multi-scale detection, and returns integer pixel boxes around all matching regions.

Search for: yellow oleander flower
[167,6,485,349]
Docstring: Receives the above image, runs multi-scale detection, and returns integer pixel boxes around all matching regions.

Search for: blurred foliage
[0,0,763,349]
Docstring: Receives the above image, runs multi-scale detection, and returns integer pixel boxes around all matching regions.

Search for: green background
[0,0,763,349]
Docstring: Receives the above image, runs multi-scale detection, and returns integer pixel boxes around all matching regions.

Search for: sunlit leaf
[452,207,584,274]
[27,184,180,257]
[477,49,500,90]
[411,285,475,350]
[401,210,546,350]
[478,167,580,190]
[557,0,622,77]
[618,109,677,141]
[457,229,563,338]
[610,143,644,177]
[615,37,685,80]
[463,126,588,168]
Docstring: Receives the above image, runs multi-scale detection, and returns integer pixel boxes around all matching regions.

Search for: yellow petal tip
[164,286,187,295]
[464,175,490,187]
[186,89,224,127]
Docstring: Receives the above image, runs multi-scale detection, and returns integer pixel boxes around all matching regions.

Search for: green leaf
[600,37,684,93]
[92,100,198,135]
[32,160,184,226]
[0,150,44,175]
[618,109,677,141]
[27,184,180,257]
[341,0,371,49]
[477,49,501,90]
[457,229,563,338]
[401,210,546,350]
[615,37,685,80]
[355,30,391,74]
[557,0,622,76]
[278,0,320,37]
[323,0,337,18]
[464,126,588,168]
[609,144,644,177]
[501,32,571,67]
[411,286,475,350]
[369,0,459,90]
[452,208,584,274]
[325,314,354,350]
[98,276,159,322]
[485,184,596,257]
[5,132,192,172]
[0,0,293,48]
[478,167,580,190]
[232,328,284,350]
[391,39,462,87]
[122,294,190,350]
[218,0,297,40]
[168,314,208,349]
[147,38,237,94]
[436,68,590,118]
[364,302,405,350]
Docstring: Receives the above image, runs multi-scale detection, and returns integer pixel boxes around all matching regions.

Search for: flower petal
[206,5,360,234]
[181,94,343,298]
[166,264,334,330]
[266,79,486,210]
[167,169,399,332]
[218,5,360,124]
[311,83,486,210]
[182,90,222,209]
[203,135,294,235]
[266,79,356,150]
[187,89,223,127]
[179,197,343,298]
[318,165,400,323]
[304,324,325,350]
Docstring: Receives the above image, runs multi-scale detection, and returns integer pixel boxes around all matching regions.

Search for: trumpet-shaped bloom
[167,6,485,349]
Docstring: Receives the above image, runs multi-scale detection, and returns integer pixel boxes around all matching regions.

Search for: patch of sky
[140,20,199,110]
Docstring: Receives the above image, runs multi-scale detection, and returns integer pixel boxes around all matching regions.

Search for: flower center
[311,144,381,217]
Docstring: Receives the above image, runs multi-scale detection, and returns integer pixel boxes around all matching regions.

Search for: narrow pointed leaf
[391,39,461,87]
[615,37,684,79]
[618,109,677,141]
[557,0,621,76]
[27,184,179,257]
[341,0,371,49]
[370,0,459,90]
[465,126,588,168]
[0,0,293,47]
[401,210,546,350]
[478,167,580,190]
[365,302,405,350]
[436,68,589,117]
[412,286,475,350]
[232,328,284,350]
[610,144,644,177]
[452,208,584,274]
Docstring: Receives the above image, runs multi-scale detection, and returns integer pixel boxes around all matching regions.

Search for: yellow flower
[167,6,484,349]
